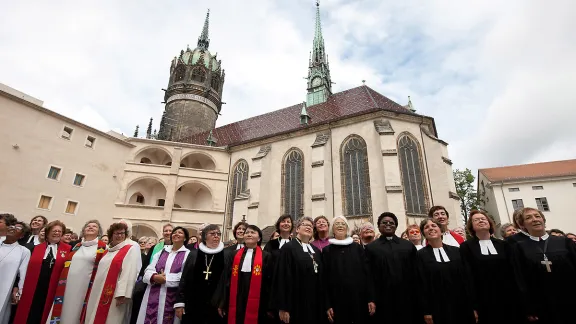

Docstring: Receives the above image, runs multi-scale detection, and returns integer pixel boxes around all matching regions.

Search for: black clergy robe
[213,247,272,324]
[177,248,228,324]
[506,232,530,245]
[271,239,324,324]
[365,236,418,324]
[416,245,476,324]
[323,241,374,324]
[512,235,576,324]
[460,237,521,324]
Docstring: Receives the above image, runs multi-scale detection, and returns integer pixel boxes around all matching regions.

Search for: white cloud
[1,0,575,175]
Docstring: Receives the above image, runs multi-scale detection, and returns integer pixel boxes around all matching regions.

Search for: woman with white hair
[323,216,375,323]
[271,216,324,324]
[47,220,107,324]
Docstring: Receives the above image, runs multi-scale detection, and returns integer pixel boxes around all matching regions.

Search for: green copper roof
[197,9,210,50]
[306,1,332,106]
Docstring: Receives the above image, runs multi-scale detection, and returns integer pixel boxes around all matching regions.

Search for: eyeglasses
[8,225,23,231]
[207,231,221,237]
[113,232,126,236]
[408,229,420,235]
[380,221,396,226]
[472,218,488,223]
[300,224,314,228]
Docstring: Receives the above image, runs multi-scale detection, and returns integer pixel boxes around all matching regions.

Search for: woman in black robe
[271,216,324,324]
[511,207,576,324]
[460,210,521,324]
[263,214,293,259]
[213,225,273,324]
[323,216,374,324]
[417,219,477,324]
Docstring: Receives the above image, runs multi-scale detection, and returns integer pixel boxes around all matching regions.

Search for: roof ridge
[480,158,576,171]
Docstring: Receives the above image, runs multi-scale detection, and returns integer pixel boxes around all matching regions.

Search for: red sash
[15,241,71,324]
[228,247,263,324]
[91,244,132,324]
[50,240,107,323]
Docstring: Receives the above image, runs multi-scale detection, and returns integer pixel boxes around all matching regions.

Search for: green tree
[453,168,481,224]
[133,125,139,137]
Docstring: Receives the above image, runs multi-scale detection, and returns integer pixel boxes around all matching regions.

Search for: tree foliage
[133,125,139,138]
[453,168,481,224]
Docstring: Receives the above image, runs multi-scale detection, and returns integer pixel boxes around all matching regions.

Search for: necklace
[0,243,18,264]
[295,238,318,274]
[204,254,215,280]
[536,238,552,272]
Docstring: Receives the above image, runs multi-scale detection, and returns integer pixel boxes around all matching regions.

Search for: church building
[0,3,461,240]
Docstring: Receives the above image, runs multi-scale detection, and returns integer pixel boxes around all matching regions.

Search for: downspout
[419,118,434,206]
[499,180,511,224]
[223,149,233,241]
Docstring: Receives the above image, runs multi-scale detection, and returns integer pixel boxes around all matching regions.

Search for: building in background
[478,159,576,234]
[0,3,461,241]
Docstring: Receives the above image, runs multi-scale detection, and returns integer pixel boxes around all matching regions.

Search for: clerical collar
[478,239,498,255]
[241,248,254,272]
[329,237,353,245]
[528,233,549,242]
[295,238,315,254]
[109,240,128,252]
[165,244,188,253]
[278,237,290,249]
[199,242,224,254]
[432,247,450,262]
[236,243,245,250]
[82,238,99,247]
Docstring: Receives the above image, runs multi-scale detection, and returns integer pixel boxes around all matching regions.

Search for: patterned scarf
[144,248,187,324]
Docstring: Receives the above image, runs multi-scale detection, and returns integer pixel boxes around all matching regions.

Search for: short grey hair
[500,223,514,238]
[81,219,103,238]
[295,216,314,230]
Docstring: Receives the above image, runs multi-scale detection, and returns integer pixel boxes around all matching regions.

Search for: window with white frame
[65,200,79,214]
[61,126,73,140]
[47,166,61,180]
[38,195,53,210]
[512,199,524,210]
[85,136,96,148]
[535,197,550,212]
[73,173,85,186]
[508,188,520,192]
[532,185,544,190]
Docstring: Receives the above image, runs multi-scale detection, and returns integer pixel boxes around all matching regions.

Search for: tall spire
[197,9,210,50]
[306,0,332,106]
[312,0,326,64]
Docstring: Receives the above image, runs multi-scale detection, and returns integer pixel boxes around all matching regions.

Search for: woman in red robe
[14,220,71,324]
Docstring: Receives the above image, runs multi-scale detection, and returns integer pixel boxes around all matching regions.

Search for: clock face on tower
[312,77,321,87]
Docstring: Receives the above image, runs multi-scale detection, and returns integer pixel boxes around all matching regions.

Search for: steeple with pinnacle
[306,0,332,107]
[158,9,225,142]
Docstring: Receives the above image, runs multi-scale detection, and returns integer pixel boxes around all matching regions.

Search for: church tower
[158,10,225,141]
[306,1,332,106]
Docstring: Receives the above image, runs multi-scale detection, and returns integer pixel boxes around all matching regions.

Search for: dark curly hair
[106,222,128,241]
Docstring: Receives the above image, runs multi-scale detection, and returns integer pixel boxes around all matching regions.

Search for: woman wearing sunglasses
[406,224,423,250]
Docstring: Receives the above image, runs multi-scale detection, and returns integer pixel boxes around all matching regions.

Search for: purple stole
[144,249,186,324]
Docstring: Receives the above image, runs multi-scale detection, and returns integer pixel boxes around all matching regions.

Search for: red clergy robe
[15,241,71,323]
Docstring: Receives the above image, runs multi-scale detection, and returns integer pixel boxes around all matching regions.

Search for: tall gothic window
[397,134,428,215]
[227,160,249,226]
[174,65,185,82]
[340,136,372,216]
[282,149,304,219]
[192,68,206,82]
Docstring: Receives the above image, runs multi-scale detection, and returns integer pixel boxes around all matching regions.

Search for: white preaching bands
[27,235,40,245]
[478,240,498,255]
[235,243,245,250]
[44,243,57,259]
[279,239,290,249]
[433,247,450,263]
[302,243,315,254]
[241,249,253,272]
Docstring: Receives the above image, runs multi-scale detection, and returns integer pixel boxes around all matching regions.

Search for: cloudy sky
[1,0,575,173]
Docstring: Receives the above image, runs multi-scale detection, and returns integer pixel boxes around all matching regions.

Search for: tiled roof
[179,85,417,146]
[479,159,576,182]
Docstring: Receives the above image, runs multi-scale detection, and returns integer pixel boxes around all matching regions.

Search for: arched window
[192,68,206,82]
[282,149,304,219]
[227,160,249,226]
[211,75,220,91]
[397,134,428,215]
[174,65,185,82]
[140,157,152,164]
[340,136,372,216]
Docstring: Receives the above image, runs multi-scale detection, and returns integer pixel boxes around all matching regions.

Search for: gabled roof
[479,159,576,183]
[179,85,418,146]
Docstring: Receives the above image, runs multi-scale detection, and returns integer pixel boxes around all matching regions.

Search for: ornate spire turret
[197,9,210,50]
[306,0,332,107]
[300,102,311,125]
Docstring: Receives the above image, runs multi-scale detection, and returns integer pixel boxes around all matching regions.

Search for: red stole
[449,231,465,244]
[15,241,71,324]
[50,240,107,323]
[90,244,132,324]
[228,247,263,324]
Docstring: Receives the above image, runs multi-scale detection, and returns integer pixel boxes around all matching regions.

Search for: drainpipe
[419,119,434,206]
[499,181,511,224]
[329,124,336,220]
[223,150,233,241]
